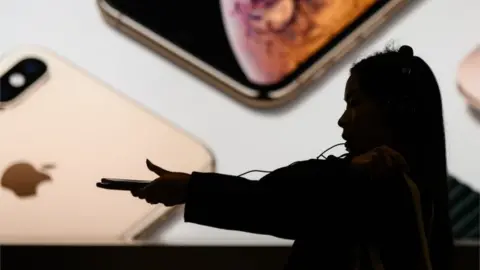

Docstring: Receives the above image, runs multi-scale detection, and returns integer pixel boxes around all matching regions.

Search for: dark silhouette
[131,45,454,270]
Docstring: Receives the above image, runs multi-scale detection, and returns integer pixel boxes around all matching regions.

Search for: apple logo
[0,162,55,198]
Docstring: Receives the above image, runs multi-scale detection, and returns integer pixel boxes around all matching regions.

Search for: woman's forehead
[345,75,360,100]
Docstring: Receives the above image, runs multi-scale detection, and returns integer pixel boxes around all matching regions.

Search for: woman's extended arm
[184,157,353,240]
[132,157,347,239]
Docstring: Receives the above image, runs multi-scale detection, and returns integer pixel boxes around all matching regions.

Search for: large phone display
[105,0,388,93]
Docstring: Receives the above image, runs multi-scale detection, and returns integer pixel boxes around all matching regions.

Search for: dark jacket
[184,156,439,269]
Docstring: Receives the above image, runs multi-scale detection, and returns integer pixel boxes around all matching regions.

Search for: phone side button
[310,68,326,82]
[311,60,336,81]
[333,41,358,62]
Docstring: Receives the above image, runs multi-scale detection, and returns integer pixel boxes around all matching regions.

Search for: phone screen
[105,0,391,94]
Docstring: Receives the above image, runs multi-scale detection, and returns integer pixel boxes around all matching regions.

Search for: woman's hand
[351,145,409,179]
[131,159,190,206]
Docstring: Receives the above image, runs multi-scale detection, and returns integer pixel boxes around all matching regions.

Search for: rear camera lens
[0,58,47,102]
[24,62,37,74]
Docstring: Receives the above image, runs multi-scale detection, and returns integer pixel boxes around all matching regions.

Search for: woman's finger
[146,159,170,176]
[136,187,148,199]
[131,189,140,197]
[146,197,158,204]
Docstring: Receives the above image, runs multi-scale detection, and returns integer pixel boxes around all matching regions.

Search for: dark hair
[350,45,454,270]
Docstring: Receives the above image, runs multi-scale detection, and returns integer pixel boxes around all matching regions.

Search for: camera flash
[8,73,26,88]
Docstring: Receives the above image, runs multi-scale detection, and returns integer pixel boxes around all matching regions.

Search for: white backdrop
[1,0,479,245]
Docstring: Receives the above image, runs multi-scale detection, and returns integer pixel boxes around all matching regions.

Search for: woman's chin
[345,143,360,156]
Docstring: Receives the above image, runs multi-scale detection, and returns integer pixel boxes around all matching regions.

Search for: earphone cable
[237,143,346,177]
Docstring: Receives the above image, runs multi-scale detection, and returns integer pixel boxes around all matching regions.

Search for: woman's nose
[338,110,348,128]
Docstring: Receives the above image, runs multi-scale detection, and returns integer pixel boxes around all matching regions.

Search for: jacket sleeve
[184,158,348,240]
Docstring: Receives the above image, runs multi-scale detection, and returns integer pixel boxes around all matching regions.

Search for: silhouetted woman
[132,45,454,270]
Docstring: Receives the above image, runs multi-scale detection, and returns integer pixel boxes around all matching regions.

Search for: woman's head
[339,45,444,160]
[339,45,453,270]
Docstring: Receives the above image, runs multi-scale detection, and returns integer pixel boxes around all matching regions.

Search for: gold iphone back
[458,46,480,109]
[0,46,215,245]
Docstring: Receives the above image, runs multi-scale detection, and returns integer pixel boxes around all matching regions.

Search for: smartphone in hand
[96,178,151,191]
